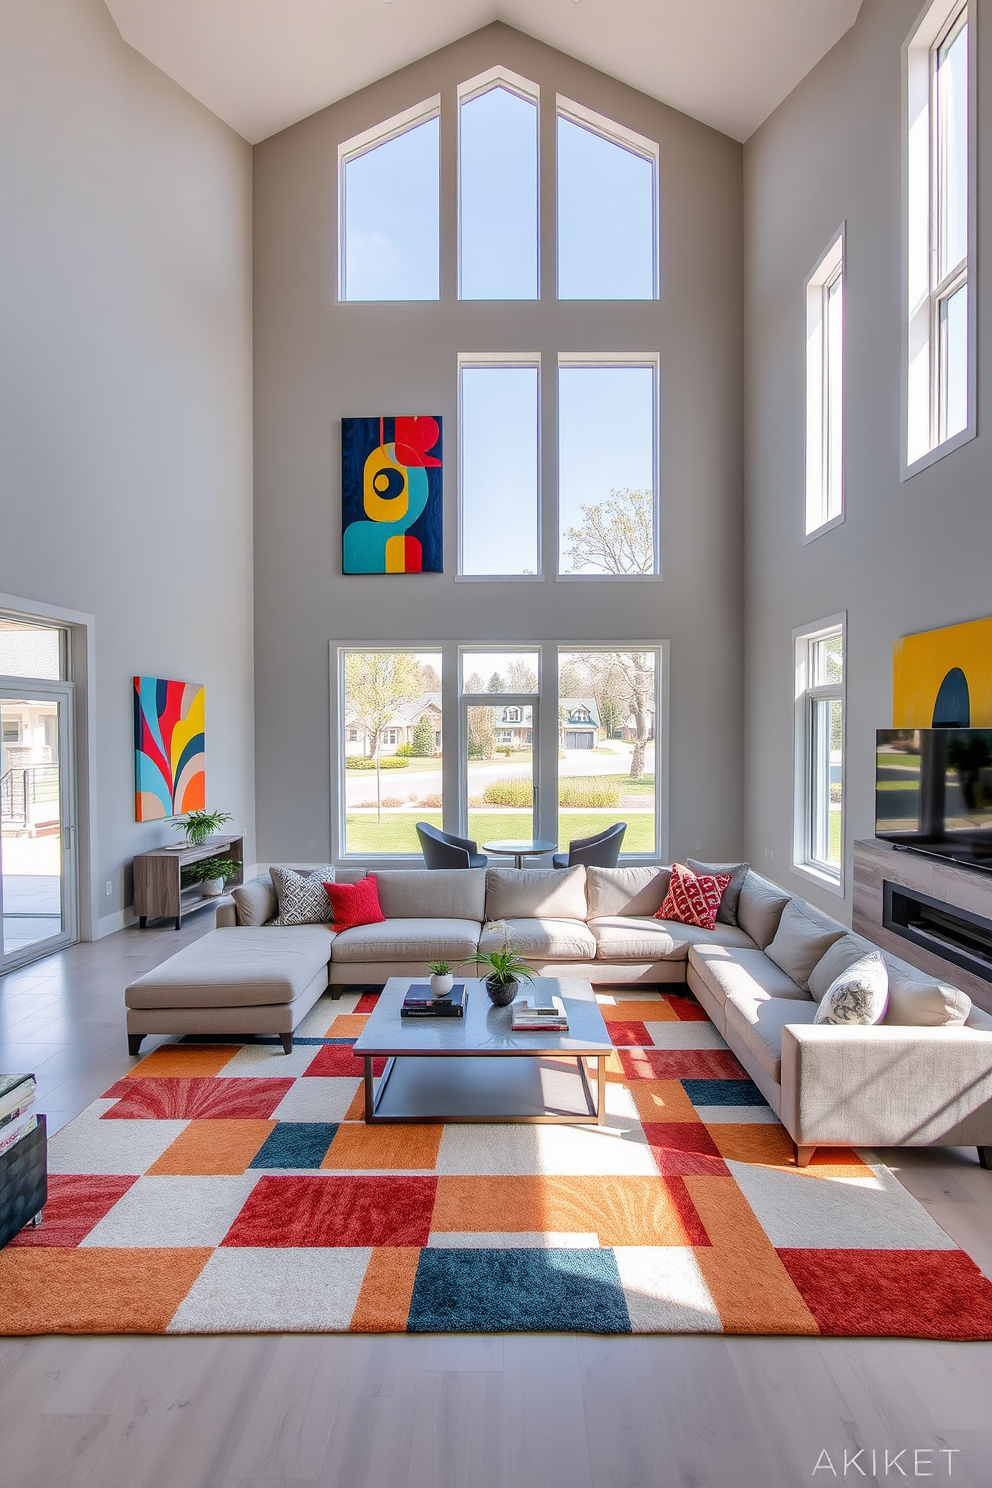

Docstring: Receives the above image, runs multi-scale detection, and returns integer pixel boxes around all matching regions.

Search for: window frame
[556,353,661,580]
[903,0,976,478]
[457,66,541,303]
[792,615,846,895]
[337,95,442,304]
[456,352,543,581]
[804,228,846,542]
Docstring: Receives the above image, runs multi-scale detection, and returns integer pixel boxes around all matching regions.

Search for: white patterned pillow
[269,865,336,926]
[813,952,889,1026]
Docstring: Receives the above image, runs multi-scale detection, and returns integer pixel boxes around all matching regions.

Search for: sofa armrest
[781,1023,992,1149]
[215,898,237,928]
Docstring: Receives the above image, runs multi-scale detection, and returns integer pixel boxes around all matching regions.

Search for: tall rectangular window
[906,0,972,469]
[805,232,845,537]
[558,359,658,575]
[339,650,442,856]
[459,72,539,300]
[339,101,440,302]
[459,359,540,576]
[557,100,657,300]
[794,622,844,884]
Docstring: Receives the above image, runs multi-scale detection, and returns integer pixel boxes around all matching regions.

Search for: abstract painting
[342,416,442,573]
[894,617,992,728]
[133,677,205,822]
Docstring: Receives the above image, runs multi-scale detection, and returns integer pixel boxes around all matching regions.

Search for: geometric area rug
[3,989,992,1339]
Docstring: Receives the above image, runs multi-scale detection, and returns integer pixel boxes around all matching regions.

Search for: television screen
[876,728,992,860]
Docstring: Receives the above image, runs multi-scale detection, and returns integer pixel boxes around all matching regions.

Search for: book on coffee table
[512,994,569,1031]
[400,983,468,1018]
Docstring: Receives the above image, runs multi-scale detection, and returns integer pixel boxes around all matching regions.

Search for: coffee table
[353,976,612,1125]
[482,838,556,869]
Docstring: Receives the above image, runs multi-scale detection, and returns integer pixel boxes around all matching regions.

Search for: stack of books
[0,1074,38,1159]
[400,983,468,1018]
[512,995,569,1032]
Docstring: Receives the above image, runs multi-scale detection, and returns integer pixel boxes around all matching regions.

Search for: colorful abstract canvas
[133,677,205,822]
[342,416,442,573]
[894,616,992,727]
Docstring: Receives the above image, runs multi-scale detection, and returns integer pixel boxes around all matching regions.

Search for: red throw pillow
[323,875,385,932]
[656,863,732,932]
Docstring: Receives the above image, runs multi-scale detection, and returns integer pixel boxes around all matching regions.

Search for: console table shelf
[133,835,244,929]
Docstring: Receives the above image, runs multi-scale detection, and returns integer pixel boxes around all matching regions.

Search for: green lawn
[345,809,655,856]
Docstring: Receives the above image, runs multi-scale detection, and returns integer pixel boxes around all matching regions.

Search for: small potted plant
[427,960,454,1000]
[173,809,233,848]
[183,856,241,899]
[466,921,534,1006]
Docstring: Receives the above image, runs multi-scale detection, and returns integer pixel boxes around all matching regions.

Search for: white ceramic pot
[430,973,454,999]
[200,878,225,898]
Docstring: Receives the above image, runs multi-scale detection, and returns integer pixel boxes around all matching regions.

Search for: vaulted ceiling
[104,0,863,145]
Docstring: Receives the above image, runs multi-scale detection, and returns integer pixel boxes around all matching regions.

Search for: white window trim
[457,353,542,579]
[556,94,660,302]
[337,94,441,303]
[902,0,976,479]
[804,227,845,542]
[792,614,846,896]
[556,353,661,580]
[457,67,541,303]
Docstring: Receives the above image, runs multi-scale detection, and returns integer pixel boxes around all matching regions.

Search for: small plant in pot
[466,922,534,1006]
[183,857,241,899]
[427,960,454,1000]
[173,809,233,848]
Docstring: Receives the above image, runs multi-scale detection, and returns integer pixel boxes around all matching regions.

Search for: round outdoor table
[482,839,557,870]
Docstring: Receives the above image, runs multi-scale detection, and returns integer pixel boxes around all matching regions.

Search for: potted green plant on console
[466,922,534,1006]
[182,857,241,899]
[174,809,233,847]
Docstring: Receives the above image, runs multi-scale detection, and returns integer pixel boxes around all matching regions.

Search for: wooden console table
[133,835,244,929]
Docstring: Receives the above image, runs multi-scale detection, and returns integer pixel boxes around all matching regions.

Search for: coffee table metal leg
[364,1056,374,1122]
[597,1055,606,1125]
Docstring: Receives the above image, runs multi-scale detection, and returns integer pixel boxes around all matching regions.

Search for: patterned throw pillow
[656,863,732,932]
[323,875,385,933]
[269,865,336,926]
[814,952,889,1025]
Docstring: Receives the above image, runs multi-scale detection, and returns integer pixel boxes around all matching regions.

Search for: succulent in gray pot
[466,922,534,1006]
[182,856,241,899]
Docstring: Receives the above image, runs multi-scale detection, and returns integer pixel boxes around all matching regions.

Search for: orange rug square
[148,1119,276,1175]
[0,1249,212,1334]
[322,1123,443,1171]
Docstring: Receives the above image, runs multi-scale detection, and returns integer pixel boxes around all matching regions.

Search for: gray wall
[0,0,255,936]
[743,0,992,922]
[252,22,744,867]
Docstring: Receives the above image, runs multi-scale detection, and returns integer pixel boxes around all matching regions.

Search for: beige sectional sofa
[210,861,992,1166]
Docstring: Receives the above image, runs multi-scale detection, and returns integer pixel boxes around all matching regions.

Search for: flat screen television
[876,728,992,870]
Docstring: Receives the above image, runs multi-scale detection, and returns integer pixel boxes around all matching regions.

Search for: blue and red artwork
[341,416,442,574]
[133,677,205,822]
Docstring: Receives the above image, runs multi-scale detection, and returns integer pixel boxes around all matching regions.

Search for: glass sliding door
[1,684,76,969]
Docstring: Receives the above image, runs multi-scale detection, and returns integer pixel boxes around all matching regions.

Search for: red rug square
[9,1174,138,1248]
[221,1174,438,1248]
[354,993,380,1013]
[607,1021,652,1048]
[303,1044,386,1078]
[664,1175,711,1246]
[101,1077,294,1120]
[642,1122,731,1178]
[671,997,709,1021]
[777,1248,992,1340]
[619,1048,746,1082]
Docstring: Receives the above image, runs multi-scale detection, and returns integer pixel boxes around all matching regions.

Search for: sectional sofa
[127,861,992,1167]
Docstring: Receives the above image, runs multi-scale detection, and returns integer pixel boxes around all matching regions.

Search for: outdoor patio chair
[552,822,627,869]
[416,822,488,869]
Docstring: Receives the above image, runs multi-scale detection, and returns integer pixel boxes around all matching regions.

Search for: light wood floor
[2,920,991,1488]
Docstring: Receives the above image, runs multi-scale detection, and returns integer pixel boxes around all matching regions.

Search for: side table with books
[0,1074,47,1249]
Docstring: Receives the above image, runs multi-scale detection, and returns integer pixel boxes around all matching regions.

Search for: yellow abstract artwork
[893,617,992,728]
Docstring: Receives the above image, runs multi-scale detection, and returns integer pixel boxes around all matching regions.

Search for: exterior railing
[1,765,59,829]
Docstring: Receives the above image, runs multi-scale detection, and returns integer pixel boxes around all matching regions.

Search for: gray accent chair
[416,822,488,869]
[553,822,627,870]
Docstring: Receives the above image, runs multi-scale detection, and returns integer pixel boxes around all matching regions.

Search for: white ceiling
[104,0,864,146]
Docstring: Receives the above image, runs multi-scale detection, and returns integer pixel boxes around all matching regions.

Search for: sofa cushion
[590,917,755,962]
[723,985,819,1083]
[658,863,733,931]
[687,944,811,1004]
[764,900,845,992]
[325,875,385,932]
[479,917,598,961]
[881,960,971,1026]
[736,873,790,949]
[269,865,336,926]
[485,866,587,921]
[813,952,889,1025]
[124,926,333,1009]
[373,867,487,922]
[687,858,750,926]
[231,874,278,928]
[585,866,671,919]
[329,917,482,964]
[808,932,879,1002]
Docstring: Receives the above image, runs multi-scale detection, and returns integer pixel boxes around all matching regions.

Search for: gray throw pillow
[813,952,889,1025]
[269,865,336,926]
[764,900,845,991]
[231,875,277,927]
[687,858,750,926]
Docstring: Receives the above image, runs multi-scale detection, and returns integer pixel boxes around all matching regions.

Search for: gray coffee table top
[353,976,613,1058]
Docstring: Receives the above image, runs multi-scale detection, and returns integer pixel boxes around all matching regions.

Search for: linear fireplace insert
[883,881,992,983]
